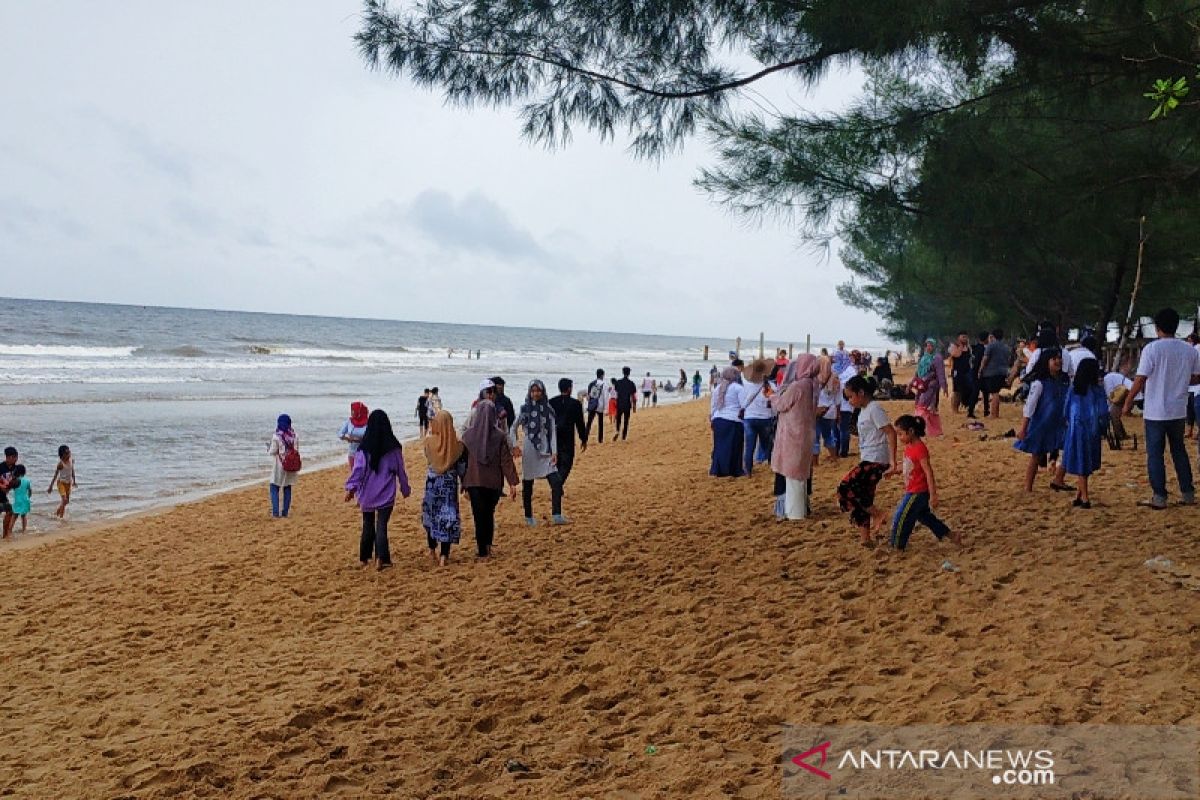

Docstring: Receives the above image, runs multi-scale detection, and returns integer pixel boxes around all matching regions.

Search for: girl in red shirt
[889,415,962,550]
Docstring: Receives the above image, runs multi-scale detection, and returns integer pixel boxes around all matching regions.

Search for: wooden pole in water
[703,345,709,361]
[805,334,811,354]
[758,332,765,359]
[788,343,794,359]
[735,337,741,359]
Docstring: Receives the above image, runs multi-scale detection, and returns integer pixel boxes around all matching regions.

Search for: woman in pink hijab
[770,354,822,519]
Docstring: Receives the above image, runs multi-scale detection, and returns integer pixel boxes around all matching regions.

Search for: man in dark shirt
[613,366,638,441]
[490,376,516,430]
[970,331,989,417]
[549,378,587,494]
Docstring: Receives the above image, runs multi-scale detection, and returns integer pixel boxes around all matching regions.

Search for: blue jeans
[1144,419,1194,500]
[838,410,854,457]
[269,483,293,517]
[743,417,774,475]
[816,417,838,450]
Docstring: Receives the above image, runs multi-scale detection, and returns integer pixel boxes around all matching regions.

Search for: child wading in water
[1061,358,1108,508]
[837,376,898,547]
[48,445,76,519]
[11,465,31,533]
[1014,347,1069,493]
[890,415,961,550]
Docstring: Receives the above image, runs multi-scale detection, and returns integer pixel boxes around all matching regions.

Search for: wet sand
[1,394,1197,797]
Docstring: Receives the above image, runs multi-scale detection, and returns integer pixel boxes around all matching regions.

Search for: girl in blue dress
[1060,358,1108,508]
[1015,347,1068,492]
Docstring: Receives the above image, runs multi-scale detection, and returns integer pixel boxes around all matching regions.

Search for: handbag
[738,384,765,420]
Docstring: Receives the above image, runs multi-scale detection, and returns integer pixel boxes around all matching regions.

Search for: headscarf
[276,414,295,449]
[771,354,821,480]
[817,355,833,390]
[424,410,464,474]
[358,409,401,472]
[462,398,505,466]
[517,379,556,457]
[916,339,938,378]
[349,402,368,427]
[715,366,742,408]
[780,353,818,389]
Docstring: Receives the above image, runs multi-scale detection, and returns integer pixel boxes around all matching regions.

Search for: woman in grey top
[514,379,564,526]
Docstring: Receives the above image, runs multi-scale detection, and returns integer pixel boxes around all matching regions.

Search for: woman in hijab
[338,401,369,468]
[422,409,467,567]
[771,355,821,519]
[913,338,949,437]
[345,409,411,570]
[514,379,564,525]
[709,366,746,477]
[267,413,299,518]
[462,381,519,559]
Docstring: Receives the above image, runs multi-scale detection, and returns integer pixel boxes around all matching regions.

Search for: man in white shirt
[1117,308,1200,508]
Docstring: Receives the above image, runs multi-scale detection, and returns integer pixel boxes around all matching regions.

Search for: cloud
[81,108,196,187]
[405,189,548,263]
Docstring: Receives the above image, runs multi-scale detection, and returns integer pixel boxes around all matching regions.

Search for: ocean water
[0,298,886,527]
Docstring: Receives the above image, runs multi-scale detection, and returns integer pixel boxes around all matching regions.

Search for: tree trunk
[1111,216,1147,371]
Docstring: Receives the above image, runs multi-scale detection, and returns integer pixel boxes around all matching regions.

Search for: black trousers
[585,409,604,443]
[614,407,631,439]
[359,505,393,565]
[556,450,576,485]
[522,472,564,518]
[426,535,451,557]
[467,486,501,556]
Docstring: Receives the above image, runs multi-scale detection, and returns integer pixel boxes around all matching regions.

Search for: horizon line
[1,294,903,351]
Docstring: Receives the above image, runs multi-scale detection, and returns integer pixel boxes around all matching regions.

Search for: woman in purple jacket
[345,409,411,570]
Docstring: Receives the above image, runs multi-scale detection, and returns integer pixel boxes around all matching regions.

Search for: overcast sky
[0,1,893,346]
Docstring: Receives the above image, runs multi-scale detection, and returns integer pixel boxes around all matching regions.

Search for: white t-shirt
[1102,371,1126,397]
[642,377,654,392]
[710,382,745,422]
[1135,337,1200,421]
[838,365,858,412]
[856,402,891,465]
[817,384,840,420]
[1064,347,1096,378]
[1022,347,1039,377]
[740,381,773,420]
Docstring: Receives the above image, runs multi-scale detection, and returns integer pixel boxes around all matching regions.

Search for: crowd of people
[705,311,1200,551]
[265,369,671,571]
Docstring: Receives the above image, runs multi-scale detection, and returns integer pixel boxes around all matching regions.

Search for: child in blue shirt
[11,465,31,533]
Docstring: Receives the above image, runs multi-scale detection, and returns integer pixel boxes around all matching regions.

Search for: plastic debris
[1144,555,1173,571]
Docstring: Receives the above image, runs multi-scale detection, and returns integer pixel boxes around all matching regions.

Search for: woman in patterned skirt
[422,410,468,567]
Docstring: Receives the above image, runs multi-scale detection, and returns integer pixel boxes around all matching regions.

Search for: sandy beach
[1,395,1197,798]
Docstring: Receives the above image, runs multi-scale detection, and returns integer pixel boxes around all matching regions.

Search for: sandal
[1048,482,1072,492]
